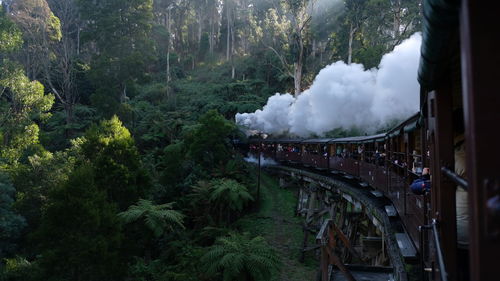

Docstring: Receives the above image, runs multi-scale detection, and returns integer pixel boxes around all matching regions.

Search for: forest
[0,0,421,280]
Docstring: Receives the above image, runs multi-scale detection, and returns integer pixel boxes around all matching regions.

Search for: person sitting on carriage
[410,167,431,195]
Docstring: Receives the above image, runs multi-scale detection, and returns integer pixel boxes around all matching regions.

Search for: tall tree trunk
[392,0,402,39]
[77,26,80,55]
[312,38,316,58]
[348,23,356,65]
[230,7,235,79]
[120,84,127,102]
[166,7,172,97]
[64,103,74,138]
[319,41,324,65]
[294,62,302,97]
[294,33,304,97]
[209,15,214,55]
[197,8,202,46]
[226,0,231,61]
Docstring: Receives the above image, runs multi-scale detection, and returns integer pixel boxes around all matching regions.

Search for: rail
[441,167,468,191]
[419,219,447,281]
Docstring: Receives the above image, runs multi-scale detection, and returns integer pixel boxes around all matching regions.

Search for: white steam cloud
[236,33,422,137]
[244,155,277,166]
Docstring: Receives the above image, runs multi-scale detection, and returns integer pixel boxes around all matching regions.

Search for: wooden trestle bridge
[268,165,418,281]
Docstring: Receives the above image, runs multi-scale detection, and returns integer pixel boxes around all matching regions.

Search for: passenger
[341,148,348,158]
[378,149,386,166]
[336,146,342,156]
[358,145,364,161]
[410,167,431,195]
[375,150,381,165]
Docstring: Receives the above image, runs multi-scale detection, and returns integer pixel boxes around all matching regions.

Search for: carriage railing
[420,218,448,281]
[441,167,468,191]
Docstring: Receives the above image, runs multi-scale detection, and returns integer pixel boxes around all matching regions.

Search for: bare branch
[265,45,293,77]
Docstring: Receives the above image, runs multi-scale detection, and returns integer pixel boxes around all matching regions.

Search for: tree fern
[118,199,184,237]
[202,233,280,281]
[209,178,254,223]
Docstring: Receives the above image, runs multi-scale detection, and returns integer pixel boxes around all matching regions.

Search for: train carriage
[301,139,330,169]
[417,1,500,280]
[261,139,276,159]
[384,114,430,252]
[357,133,387,192]
[328,136,368,177]
[276,139,302,163]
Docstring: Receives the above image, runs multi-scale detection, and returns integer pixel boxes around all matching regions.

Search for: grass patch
[236,170,318,281]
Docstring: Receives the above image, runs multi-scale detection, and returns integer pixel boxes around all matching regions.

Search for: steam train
[248,1,500,280]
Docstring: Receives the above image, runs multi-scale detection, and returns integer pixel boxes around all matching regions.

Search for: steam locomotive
[248,1,500,280]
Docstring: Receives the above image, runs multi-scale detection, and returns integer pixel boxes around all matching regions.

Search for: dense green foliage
[0,173,26,259]
[81,116,150,210]
[202,233,280,281]
[0,0,421,280]
[118,199,185,238]
[33,165,124,281]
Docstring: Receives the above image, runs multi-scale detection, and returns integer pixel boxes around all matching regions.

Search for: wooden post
[301,186,317,262]
[428,87,457,280]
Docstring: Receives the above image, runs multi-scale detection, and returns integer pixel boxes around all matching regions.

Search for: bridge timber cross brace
[272,166,409,281]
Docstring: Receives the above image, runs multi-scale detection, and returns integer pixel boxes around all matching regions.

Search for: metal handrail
[441,167,468,191]
[420,219,448,281]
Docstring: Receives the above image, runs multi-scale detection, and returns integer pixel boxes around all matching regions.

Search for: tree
[343,0,368,65]
[331,0,421,68]
[185,110,237,170]
[118,199,184,238]
[77,0,155,115]
[34,165,124,281]
[0,5,23,54]
[7,0,62,80]
[0,9,54,164]
[158,141,187,200]
[263,0,314,97]
[0,6,54,165]
[0,63,54,165]
[11,148,77,236]
[118,199,184,263]
[209,178,253,224]
[81,116,150,210]
[202,233,280,281]
[43,0,82,127]
[0,172,26,259]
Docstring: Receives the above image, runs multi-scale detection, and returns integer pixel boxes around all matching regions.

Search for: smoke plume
[236,33,422,137]
[244,155,277,166]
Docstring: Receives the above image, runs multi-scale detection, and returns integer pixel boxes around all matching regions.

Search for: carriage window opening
[341,146,349,158]
[411,150,423,174]
[374,143,386,167]
[336,144,344,157]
